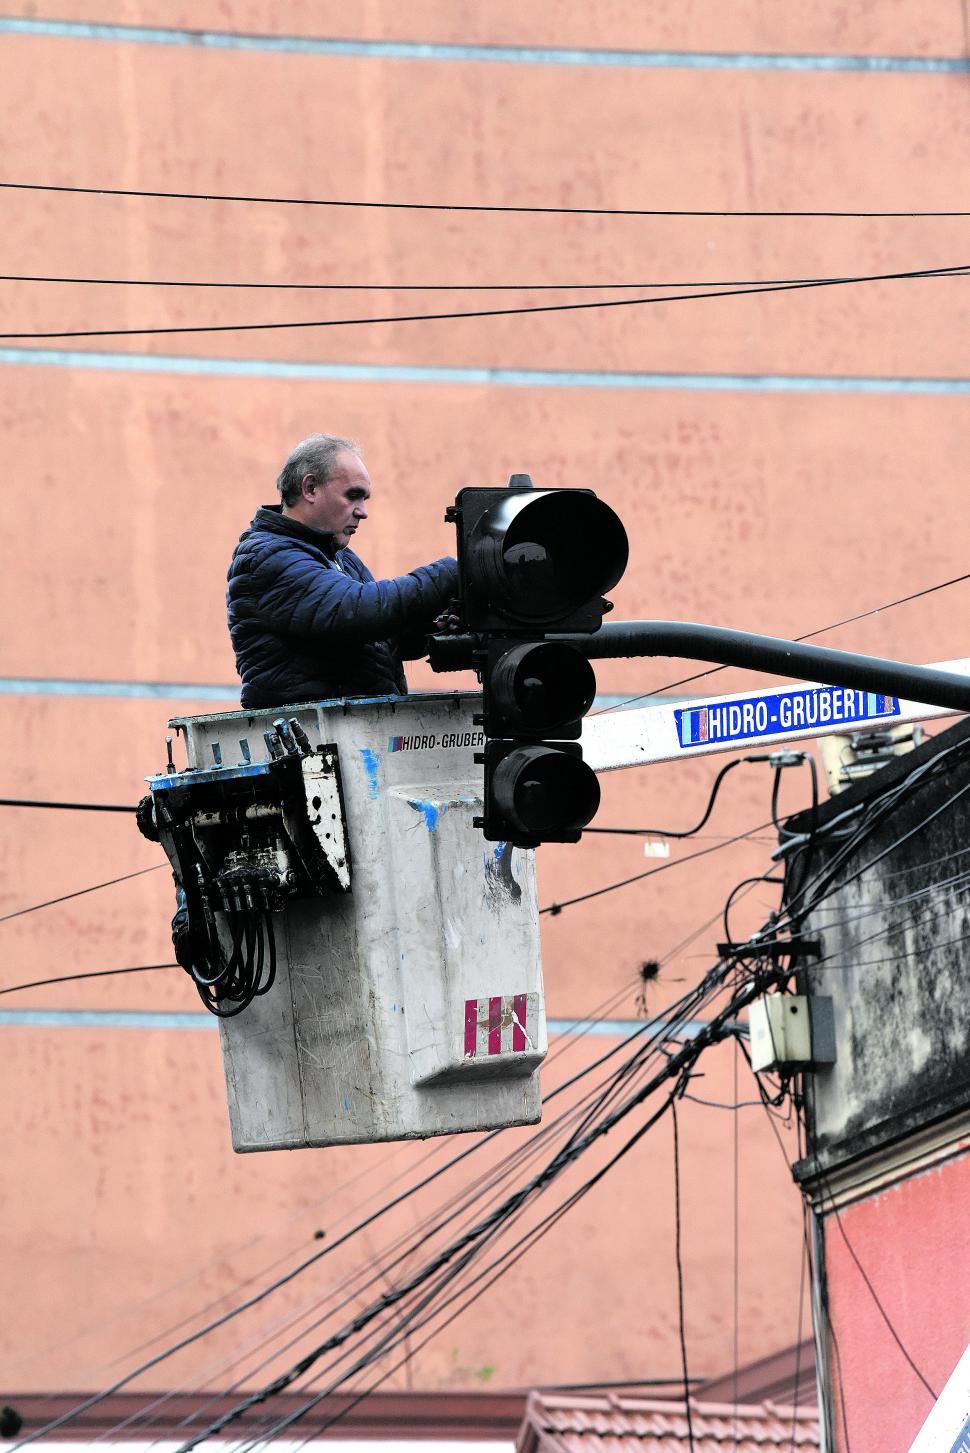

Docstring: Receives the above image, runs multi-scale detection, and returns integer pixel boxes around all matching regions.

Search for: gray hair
[276,433,360,506]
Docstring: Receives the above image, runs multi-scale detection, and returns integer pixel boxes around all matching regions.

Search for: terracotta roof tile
[518,1392,819,1453]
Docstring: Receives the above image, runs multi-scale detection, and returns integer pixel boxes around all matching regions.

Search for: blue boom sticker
[674,688,899,749]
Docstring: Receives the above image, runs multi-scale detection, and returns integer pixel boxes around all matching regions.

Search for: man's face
[301,450,372,548]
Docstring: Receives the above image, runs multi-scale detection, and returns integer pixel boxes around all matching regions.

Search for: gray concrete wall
[792,718,970,1175]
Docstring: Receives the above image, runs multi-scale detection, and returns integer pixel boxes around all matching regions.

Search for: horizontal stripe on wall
[0,678,647,709]
[0,676,240,700]
[0,1007,743,1037]
[2,19,967,72]
[3,347,969,393]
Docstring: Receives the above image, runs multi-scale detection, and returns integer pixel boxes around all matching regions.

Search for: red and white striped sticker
[464,993,539,1058]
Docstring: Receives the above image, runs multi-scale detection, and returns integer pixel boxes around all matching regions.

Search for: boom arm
[580,657,970,772]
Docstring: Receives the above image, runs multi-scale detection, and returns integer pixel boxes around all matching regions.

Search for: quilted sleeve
[253,545,459,646]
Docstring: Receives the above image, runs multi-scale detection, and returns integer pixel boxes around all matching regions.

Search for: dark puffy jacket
[227,506,459,709]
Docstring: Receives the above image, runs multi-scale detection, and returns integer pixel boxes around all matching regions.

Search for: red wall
[825,1153,970,1451]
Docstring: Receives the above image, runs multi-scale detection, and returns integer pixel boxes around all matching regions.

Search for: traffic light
[448,475,629,633]
[479,636,601,844]
[445,475,628,847]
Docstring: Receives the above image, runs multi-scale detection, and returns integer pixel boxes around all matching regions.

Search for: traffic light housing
[480,638,597,739]
[447,479,628,633]
[479,738,601,845]
[445,476,628,847]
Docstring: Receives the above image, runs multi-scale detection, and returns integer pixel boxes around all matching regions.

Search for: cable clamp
[768,749,806,768]
[716,935,822,962]
[770,832,811,860]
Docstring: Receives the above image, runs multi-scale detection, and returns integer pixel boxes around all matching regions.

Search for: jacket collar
[253,503,342,557]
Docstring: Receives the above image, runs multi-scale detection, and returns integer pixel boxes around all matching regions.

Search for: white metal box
[749,993,835,1073]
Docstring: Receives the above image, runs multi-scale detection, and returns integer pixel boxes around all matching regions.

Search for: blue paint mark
[302,690,403,708]
[2,349,970,396]
[408,799,448,832]
[149,760,273,790]
[2,19,968,72]
[343,1097,350,1112]
[359,748,381,799]
[392,1001,397,1011]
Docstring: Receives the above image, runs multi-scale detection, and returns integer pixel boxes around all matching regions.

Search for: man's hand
[432,604,463,635]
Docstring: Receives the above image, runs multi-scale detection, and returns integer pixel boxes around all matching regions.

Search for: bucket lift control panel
[140,719,352,1019]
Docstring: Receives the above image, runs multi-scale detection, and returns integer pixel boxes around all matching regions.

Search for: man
[227,435,459,708]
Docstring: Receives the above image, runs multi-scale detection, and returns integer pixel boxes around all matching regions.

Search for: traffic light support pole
[556,621,970,714]
[579,657,970,772]
[430,621,970,715]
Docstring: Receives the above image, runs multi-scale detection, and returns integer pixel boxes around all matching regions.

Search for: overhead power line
[20,856,742,1436]
[4,180,970,218]
[2,263,966,342]
[0,797,135,812]
[9,706,933,1439]
[237,1091,683,1453]
[541,818,775,916]
[10,775,807,1450]
[1,265,966,291]
[22,742,950,1447]
[13,969,640,1397]
[151,1012,696,1451]
[13,965,724,1449]
[170,961,772,1453]
[671,1102,697,1453]
[583,757,765,839]
[0,863,165,925]
[0,964,177,997]
[155,995,700,1446]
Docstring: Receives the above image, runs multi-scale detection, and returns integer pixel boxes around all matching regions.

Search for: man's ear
[300,472,318,501]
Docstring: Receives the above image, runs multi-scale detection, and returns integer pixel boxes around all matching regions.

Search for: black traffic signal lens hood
[493,744,601,838]
[490,640,596,736]
[467,488,628,628]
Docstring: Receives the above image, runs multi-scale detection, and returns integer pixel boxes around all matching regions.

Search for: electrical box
[148,691,546,1151]
[749,994,836,1073]
[818,722,924,795]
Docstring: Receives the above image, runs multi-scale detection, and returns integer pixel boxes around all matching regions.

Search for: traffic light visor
[493,745,601,838]
[491,641,597,736]
[471,489,628,626]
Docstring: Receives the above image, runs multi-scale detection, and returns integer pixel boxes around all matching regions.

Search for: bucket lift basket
[142,691,546,1151]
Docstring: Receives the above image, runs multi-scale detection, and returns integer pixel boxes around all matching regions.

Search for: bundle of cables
[172,855,280,1018]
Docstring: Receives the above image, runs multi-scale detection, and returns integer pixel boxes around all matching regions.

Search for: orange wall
[0,1,967,1409]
